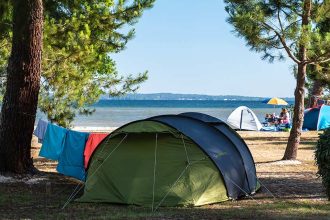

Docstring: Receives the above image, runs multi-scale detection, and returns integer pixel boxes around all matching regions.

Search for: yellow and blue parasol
[264,97,288,105]
[262,97,288,109]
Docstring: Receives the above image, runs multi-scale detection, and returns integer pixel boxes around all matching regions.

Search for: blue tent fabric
[179,112,257,194]
[39,124,68,160]
[303,105,330,131]
[318,105,330,130]
[57,130,90,181]
[303,108,320,130]
[149,115,250,199]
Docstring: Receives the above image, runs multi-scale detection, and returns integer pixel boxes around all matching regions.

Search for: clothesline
[34,119,109,181]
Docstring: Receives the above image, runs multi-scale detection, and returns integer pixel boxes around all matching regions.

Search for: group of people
[265,108,290,126]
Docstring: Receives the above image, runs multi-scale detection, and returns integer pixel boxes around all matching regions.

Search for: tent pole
[240,110,243,130]
[61,133,128,210]
[151,133,158,212]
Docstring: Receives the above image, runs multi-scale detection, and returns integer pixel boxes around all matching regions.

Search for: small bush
[315,128,330,200]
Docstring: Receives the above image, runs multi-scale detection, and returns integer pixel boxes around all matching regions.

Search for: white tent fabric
[226,106,262,131]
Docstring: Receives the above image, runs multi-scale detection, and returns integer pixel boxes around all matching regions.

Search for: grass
[0,189,329,219]
[1,131,329,219]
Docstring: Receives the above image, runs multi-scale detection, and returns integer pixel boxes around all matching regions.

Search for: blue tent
[303,105,330,131]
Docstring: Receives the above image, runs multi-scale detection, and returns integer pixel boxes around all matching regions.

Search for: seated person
[264,113,277,126]
[278,108,290,124]
[265,114,270,121]
[263,114,271,126]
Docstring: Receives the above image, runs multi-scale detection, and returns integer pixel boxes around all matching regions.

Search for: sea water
[61,100,293,127]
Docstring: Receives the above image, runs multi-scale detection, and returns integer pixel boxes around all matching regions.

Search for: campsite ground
[1,131,329,219]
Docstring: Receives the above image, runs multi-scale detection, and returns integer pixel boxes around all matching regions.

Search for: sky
[112,0,296,98]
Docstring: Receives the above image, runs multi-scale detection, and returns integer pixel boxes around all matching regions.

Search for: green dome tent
[78,113,259,208]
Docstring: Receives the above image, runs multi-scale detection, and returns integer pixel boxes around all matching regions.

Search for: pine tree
[306,17,330,108]
[0,0,154,127]
[0,0,154,173]
[0,0,43,173]
[224,0,330,160]
[306,64,330,108]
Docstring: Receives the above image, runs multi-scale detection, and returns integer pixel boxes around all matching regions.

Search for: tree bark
[282,0,311,160]
[283,63,306,160]
[0,0,43,173]
[309,80,325,108]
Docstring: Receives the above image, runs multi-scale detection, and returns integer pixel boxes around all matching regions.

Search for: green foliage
[0,0,154,127]
[0,0,11,35]
[315,128,330,200]
[305,63,330,96]
[0,39,10,100]
[0,1,11,100]
[225,1,330,159]
[306,16,330,94]
[224,0,330,64]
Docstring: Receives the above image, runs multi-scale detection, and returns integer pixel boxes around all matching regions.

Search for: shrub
[315,128,330,200]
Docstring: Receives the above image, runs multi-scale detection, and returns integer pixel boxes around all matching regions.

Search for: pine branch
[277,7,284,33]
[308,56,330,65]
[260,21,300,64]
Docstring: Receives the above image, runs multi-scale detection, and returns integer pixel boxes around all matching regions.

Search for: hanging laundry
[39,124,68,160]
[33,119,49,143]
[84,133,109,168]
[57,130,90,181]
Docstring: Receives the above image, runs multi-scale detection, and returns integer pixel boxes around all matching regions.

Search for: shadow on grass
[244,137,289,142]
[255,172,324,200]
[256,160,282,164]
[247,141,317,147]
[300,146,317,150]
[0,171,327,220]
[244,136,318,142]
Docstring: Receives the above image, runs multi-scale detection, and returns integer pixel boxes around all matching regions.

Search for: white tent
[227,106,262,131]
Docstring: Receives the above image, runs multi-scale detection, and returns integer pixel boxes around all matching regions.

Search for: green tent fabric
[78,115,259,207]
[78,121,228,207]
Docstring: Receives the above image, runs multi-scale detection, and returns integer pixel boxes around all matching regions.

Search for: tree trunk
[309,80,325,108]
[282,0,311,160]
[283,63,306,160]
[0,0,43,173]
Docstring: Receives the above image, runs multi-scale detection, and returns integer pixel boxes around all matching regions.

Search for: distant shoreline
[72,126,117,133]
[101,93,295,101]
[91,99,294,109]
